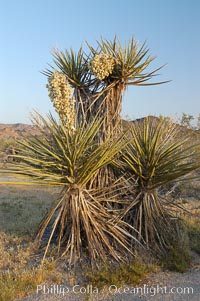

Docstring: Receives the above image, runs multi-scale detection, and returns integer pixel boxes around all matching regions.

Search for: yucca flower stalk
[2,112,139,266]
[119,117,200,253]
[47,71,75,130]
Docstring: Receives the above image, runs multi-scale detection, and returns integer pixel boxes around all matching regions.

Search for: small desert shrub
[176,200,200,254]
[184,215,200,254]
[158,218,191,272]
[178,180,200,200]
[159,242,192,273]
[0,263,62,301]
[0,138,16,152]
[0,268,45,301]
[84,257,158,289]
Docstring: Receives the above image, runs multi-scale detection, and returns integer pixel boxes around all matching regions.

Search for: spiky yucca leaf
[2,112,139,266]
[120,117,200,252]
[44,48,92,88]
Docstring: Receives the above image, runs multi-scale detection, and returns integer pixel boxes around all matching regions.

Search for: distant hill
[0,123,39,140]
[1,116,200,140]
[0,116,199,142]
[0,117,200,164]
[123,116,200,138]
[0,124,40,161]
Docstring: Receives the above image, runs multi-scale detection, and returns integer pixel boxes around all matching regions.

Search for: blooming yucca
[89,53,116,80]
[44,36,167,137]
[47,71,75,129]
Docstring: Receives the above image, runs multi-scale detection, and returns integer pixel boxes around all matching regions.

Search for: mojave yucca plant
[3,112,138,266]
[120,117,200,253]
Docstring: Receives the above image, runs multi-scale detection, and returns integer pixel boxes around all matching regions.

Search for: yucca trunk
[73,85,124,145]
[35,186,134,266]
[74,87,92,124]
[123,191,176,252]
[99,85,124,188]
[93,85,124,140]
[75,84,124,137]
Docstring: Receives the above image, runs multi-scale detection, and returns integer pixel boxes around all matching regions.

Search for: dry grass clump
[0,232,34,271]
[0,269,43,301]
[84,255,159,289]
[0,232,36,301]
[0,232,62,301]
[0,263,60,301]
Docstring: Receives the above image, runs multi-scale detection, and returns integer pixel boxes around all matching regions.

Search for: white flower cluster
[89,53,116,80]
[47,71,75,129]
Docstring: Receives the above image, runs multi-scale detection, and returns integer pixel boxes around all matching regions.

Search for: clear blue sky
[0,0,199,124]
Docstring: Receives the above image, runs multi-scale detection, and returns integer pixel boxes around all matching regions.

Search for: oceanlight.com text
[108,284,194,296]
[36,283,194,297]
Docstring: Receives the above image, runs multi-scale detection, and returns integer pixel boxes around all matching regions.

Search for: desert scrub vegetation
[0,35,200,285]
[186,216,200,255]
[158,199,200,272]
[0,185,68,300]
[0,232,62,301]
[0,138,16,152]
[83,255,159,290]
[0,185,61,301]
[180,201,200,255]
